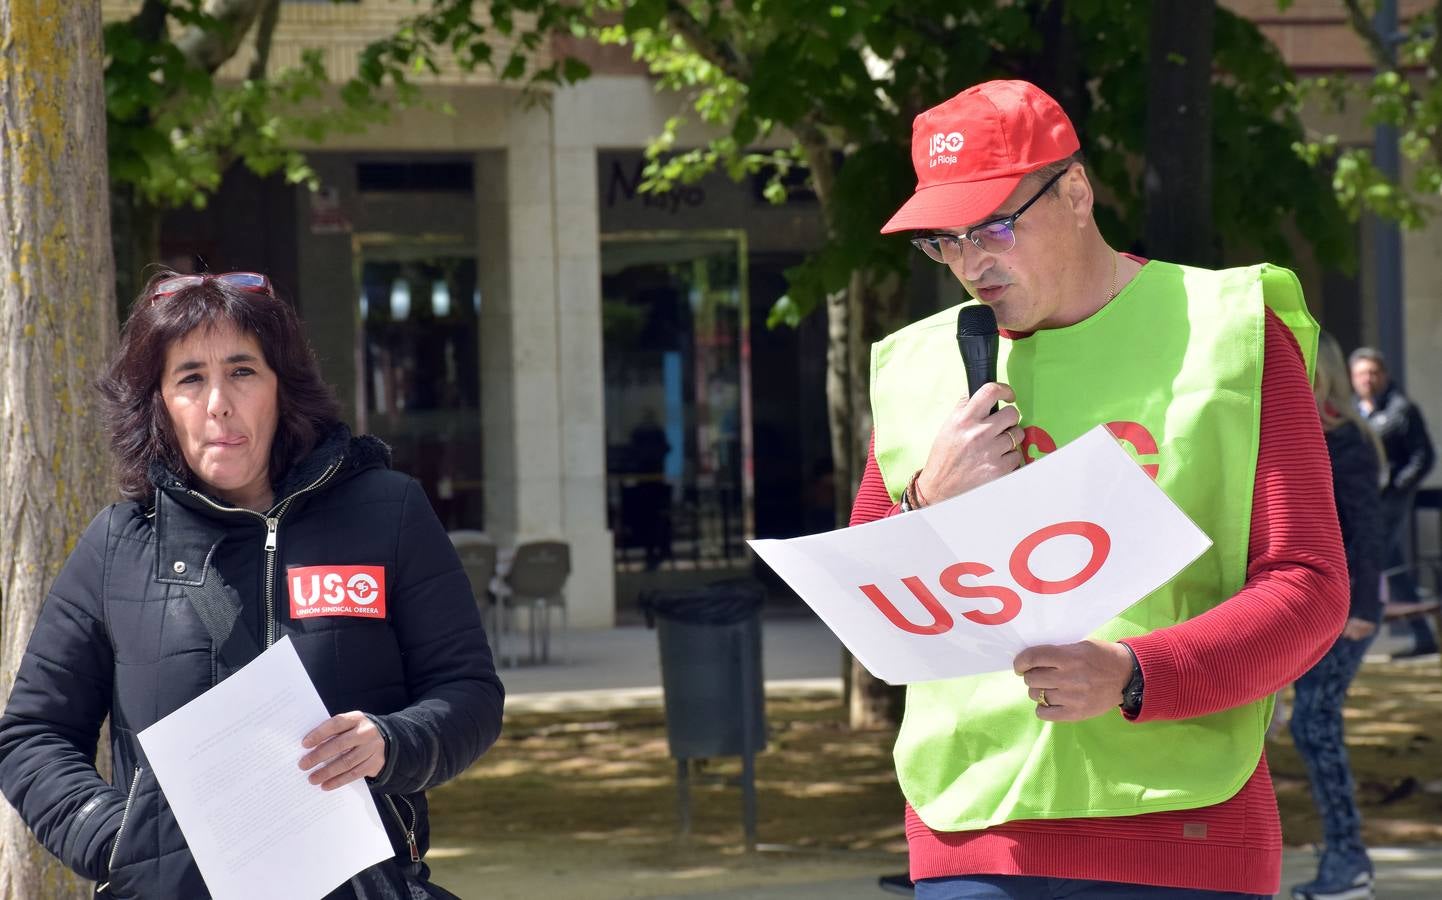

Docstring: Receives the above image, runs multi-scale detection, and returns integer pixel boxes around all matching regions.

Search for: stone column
[552,87,616,628]
[478,98,614,628]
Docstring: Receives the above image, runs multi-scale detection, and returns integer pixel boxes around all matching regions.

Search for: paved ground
[501,615,845,712]
[493,616,1442,898]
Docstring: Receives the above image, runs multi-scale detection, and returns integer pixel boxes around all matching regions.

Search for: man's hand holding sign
[747,425,1211,691]
[1015,639,1136,722]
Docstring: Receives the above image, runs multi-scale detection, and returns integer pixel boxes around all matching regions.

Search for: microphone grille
[956,303,998,337]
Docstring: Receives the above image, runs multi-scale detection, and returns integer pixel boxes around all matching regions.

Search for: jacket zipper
[183,459,343,648]
[97,766,144,893]
[384,794,421,863]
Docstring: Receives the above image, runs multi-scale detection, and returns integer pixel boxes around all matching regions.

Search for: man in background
[1351,346,1437,656]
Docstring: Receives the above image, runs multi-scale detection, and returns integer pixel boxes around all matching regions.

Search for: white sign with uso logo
[748,426,1211,685]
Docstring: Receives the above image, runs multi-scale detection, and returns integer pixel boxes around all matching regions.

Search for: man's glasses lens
[911,236,954,264]
[911,222,1017,264]
[971,222,1016,253]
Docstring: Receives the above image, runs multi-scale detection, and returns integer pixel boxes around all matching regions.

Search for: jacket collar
[150,425,391,585]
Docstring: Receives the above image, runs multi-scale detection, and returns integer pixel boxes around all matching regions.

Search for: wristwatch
[1120,644,1144,716]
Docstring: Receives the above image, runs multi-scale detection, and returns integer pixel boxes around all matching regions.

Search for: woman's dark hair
[99,270,343,502]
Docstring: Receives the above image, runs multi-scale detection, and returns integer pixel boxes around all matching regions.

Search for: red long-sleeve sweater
[850,310,1349,895]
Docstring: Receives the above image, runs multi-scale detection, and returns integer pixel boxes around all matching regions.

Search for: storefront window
[602,233,754,571]
[356,245,483,529]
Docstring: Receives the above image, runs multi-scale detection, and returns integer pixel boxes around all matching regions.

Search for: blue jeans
[1289,632,1375,858]
[914,875,1269,899]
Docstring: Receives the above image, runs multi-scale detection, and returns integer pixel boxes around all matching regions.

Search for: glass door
[601,231,754,571]
[354,235,483,530]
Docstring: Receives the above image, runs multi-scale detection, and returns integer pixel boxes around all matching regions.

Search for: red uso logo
[1022,421,1161,479]
[287,565,387,619]
[858,521,1110,635]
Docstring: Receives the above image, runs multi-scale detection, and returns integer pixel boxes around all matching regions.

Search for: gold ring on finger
[1008,430,1020,454]
[1037,689,1050,707]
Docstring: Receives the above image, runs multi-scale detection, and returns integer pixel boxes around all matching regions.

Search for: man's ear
[1063,166,1094,225]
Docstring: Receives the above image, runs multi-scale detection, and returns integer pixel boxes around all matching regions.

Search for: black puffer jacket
[0,427,503,898]
[1362,383,1435,495]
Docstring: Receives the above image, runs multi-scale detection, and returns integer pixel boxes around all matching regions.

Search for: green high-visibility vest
[869,261,1317,831]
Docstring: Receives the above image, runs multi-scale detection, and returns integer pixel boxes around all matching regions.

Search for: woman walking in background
[1290,332,1387,900]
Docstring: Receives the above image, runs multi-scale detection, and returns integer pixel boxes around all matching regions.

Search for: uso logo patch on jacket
[287,565,387,619]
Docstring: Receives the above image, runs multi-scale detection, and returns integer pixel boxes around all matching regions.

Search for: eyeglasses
[150,272,273,304]
[910,167,1070,264]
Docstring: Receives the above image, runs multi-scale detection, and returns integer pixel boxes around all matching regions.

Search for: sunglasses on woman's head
[150,272,273,304]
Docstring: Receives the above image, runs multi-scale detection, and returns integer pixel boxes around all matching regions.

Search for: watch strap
[1120,642,1144,716]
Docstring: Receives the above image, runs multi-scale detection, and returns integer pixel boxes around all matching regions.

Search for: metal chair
[448,530,505,665]
[502,540,571,664]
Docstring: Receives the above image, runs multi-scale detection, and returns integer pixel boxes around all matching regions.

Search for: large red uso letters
[859,521,1111,635]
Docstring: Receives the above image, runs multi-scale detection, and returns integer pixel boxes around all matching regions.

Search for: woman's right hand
[299,711,387,791]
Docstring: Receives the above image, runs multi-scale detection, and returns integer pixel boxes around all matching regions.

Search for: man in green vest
[856,80,1353,899]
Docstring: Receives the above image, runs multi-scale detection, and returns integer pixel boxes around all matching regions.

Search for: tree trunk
[843,271,908,729]
[0,3,118,898]
[1143,0,1216,266]
[798,126,910,729]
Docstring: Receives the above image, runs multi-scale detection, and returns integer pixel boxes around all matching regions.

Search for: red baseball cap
[880,80,1080,234]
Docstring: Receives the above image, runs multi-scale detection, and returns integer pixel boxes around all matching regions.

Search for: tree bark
[797,126,910,729]
[1143,1,1216,266]
[0,2,118,898]
[844,270,907,729]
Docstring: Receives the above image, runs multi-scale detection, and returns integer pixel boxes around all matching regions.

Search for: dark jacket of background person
[1364,383,1435,496]
[1326,421,1387,624]
[0,426,504,898]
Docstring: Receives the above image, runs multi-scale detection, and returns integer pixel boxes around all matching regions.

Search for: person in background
[0,271,503,898]
[1290,332,1387,900]
[1350,346,1437,657]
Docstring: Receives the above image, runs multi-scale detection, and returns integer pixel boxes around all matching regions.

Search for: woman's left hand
[299,711,386,790]
[1341,617,1377,641]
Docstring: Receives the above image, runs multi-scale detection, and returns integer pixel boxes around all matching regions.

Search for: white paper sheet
[137,636,393,900]
[749,425,1213,684]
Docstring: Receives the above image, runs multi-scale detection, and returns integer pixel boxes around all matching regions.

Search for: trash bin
[642,579,766,759]
[641,578,766,847]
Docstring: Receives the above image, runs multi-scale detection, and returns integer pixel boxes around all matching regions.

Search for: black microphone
[956,303,999,413]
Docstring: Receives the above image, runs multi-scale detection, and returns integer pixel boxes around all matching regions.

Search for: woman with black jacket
[0,271,503,898]
[1289,332,1387,900]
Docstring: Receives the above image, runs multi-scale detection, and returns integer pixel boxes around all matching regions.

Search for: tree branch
[794,120,835,218]
[662,0,751,82]
[247,0,282,81]
[174,0,270,73]
[1342,0,1394,69]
